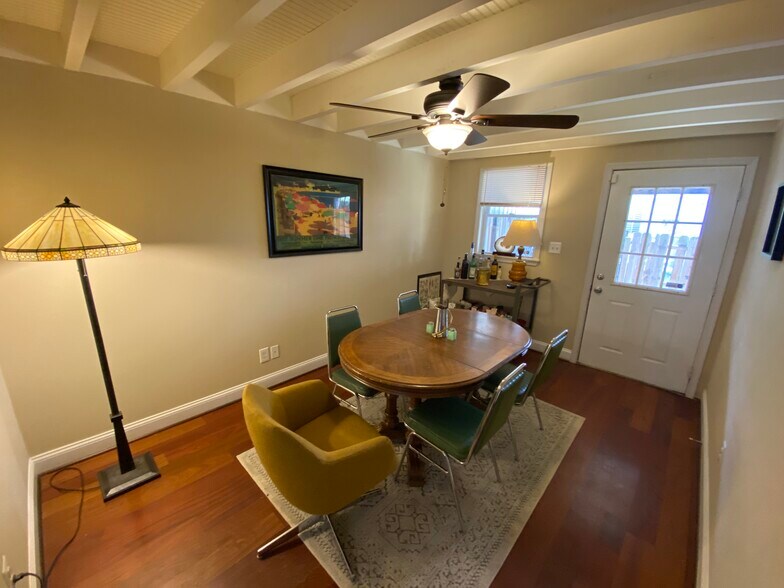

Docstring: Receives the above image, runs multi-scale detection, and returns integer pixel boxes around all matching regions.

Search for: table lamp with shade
[1,197,160,501]
[502,219,541,282]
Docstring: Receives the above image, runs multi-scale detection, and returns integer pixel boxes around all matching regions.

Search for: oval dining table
[338,308,532,486]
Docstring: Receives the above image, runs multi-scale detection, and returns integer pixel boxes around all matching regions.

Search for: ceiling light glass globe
[423,123,472,153]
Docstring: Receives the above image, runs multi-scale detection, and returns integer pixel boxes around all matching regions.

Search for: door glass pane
[662,258,693,291]
[615,253,641,285]
[622,222,648,253]
[651,189,682,222]
[670,224,702,258]
[638,256,666,288]
[645,223,674,255]
[679,187,710,222]
[627,188,655,221]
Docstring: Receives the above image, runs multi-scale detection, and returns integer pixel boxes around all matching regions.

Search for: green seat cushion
[295,405,380,452]
[482,364,534,403]
[330,367,379,398]
[403,397,484,461]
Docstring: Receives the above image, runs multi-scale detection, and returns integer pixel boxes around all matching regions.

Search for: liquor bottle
[460,254,469,279]
[490,254,499,279]
[454,258,461,279]
[468,254,477,279]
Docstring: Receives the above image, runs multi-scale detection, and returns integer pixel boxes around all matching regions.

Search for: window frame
[473,163,553,265]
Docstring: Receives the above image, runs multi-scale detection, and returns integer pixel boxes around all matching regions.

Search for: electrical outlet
[270,345,280,359]
[259,347,270,363]
[1,555,13,588]
[548,241,562,254]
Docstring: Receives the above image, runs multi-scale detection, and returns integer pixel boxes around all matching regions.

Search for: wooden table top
[338,308,532,397]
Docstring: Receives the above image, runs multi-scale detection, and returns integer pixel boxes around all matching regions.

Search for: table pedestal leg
[378,393,406,443]
[406,398,425,487]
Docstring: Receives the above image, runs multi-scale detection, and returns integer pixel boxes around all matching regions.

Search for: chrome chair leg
[487,439,501,483]
[531,392,544,430]
[325,514,353,577]
[444,455,465,533]
[506,419,519,461]
[257,514,322,559]
[394,433,413,481]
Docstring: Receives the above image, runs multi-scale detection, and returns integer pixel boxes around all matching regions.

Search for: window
[614,186,710,293]
[475,164,552,262]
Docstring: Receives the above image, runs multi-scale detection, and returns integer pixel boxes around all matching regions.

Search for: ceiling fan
[330,73,579,154]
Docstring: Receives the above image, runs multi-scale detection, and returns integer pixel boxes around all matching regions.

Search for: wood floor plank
[39,359,701,587]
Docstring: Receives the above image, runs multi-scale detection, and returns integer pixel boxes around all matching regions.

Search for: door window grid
[614,186,710,293]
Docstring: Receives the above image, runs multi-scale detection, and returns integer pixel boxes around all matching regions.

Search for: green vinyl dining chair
[326,306,380,418]
[480,329,568,459]
[395,362,528,532]
[397,290,421,315]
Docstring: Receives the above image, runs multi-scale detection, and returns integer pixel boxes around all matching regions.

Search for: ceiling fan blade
[464,128,487,146]
[330,102,425,119]
[448,74,510,117]
[368,125,427,140]
[471,114,579,129]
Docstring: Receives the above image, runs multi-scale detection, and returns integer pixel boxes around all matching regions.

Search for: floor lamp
[1,197,160,501]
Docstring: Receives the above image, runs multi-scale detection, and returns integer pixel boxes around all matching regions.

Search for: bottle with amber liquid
[490,254,499,280]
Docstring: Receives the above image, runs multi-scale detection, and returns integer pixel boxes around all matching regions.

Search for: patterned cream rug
[237,396,583,588]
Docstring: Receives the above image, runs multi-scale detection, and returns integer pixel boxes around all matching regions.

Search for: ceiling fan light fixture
[423,122,472,153]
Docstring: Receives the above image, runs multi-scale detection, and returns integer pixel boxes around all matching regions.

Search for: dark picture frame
[262,165,363,257]
[763,184,784,261]
[417,272,442,308]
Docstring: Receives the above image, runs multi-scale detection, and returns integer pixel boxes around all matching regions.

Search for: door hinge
[687,367,694,383]
[611,172,620,184]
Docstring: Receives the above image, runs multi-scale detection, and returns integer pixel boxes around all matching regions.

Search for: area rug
[237,396,583,588]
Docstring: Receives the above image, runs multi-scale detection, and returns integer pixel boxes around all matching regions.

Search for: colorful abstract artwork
[263,166,363,257]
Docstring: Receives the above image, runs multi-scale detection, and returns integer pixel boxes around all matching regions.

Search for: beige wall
[698,126,784,586]
[0,367,29,577]
[0,58,447,455]
[442,135,773,346]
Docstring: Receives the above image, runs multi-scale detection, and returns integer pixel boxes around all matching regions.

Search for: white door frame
[572,157,759,398]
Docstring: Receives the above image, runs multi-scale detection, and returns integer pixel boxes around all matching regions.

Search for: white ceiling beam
[61,0,102,71]
[332,1,784,133]
[289,0,733,121]
[0,19,63,66]
[445,121,779,160]
[159,0,286,90]
[83,41,160,86]
[234,0,486,107]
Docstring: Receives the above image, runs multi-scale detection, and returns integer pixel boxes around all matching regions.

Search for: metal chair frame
[396,289,420,315]
[325,305,368,418]
[257,488,383,576]
[395,363,528,532]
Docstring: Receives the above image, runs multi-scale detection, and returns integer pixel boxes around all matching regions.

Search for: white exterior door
[579,166,745,392]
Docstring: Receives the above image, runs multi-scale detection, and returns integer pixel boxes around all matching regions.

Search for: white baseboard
[28,353,327,476]
[530,338,572,361]
[697,390,710,587]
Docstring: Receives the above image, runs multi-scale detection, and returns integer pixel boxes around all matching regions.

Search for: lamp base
[508,259,528,282]
[97,451,160,501]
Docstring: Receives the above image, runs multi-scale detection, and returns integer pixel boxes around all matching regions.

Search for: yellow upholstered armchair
[243,379,396,575]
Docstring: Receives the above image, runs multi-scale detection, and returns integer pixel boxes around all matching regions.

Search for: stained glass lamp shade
[1,197,159,500]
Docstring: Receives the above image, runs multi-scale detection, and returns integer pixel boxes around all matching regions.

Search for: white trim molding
[572,157,758,397]
[29,353,327,476]
[698,390,710,587]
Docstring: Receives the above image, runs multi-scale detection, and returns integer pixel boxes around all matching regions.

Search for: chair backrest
[397,290,421,315]
[325,306,361,371]
[526,329,568,398]
[469,363,528,460]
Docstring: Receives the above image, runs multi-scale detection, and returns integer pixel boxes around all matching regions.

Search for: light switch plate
[548,241,562,254]
[259,347,270,363]
[270,345,280,359]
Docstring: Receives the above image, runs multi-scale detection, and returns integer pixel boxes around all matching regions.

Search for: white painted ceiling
[0,0,781,159]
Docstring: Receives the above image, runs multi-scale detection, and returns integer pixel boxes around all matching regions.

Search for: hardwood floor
[39,356,700,587]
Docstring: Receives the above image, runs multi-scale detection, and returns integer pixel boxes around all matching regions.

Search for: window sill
[497,256,540,267]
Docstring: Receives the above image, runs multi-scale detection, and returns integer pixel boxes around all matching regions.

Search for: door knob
[596,273,604,280]
[593,286,603,294]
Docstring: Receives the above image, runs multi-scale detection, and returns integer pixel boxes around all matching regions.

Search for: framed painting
[762,184,784,261]
[417,272,442,308]
[263,165,363,257]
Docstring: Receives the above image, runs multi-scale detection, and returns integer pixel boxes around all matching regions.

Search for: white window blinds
[478,164,550,206]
